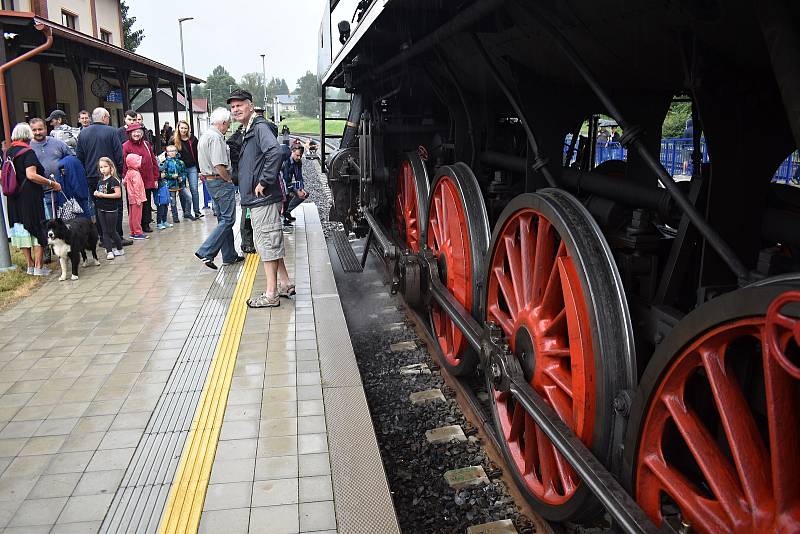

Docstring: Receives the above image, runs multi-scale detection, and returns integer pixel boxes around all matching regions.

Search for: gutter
[0,22,53,147]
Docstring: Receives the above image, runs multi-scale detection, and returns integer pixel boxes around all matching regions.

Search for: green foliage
[662,102,692,138]
[121,1,144,52]
[196,66,237,110]
[295,72,320,117]
[239,72,266,106]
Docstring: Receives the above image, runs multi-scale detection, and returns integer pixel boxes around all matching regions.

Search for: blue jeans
[186,166,201,215]
[196,179,237,262]
[169,187,192,221]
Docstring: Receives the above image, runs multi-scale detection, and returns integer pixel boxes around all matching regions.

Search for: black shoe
[195,252,218,270]
[222,256,246,266]
[121,238,134,247]
[283,219,293,226]
[195,213,205,218]
[142,226,153,233]
[241,246,256,254]
[285,214,296,222]
[184,214,197,221]
[173,219,180,224]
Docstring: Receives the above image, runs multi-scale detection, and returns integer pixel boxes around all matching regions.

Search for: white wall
[48,0,92,34]
[95,0,121,44]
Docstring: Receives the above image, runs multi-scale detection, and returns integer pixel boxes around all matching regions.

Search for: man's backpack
[1,147,31,196]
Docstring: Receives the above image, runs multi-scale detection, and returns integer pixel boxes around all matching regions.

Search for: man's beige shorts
[250,203,284,262]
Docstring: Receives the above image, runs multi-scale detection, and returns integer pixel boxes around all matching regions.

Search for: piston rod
[363,210,398,260]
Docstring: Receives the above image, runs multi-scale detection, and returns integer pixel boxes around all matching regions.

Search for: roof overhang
[0,11,204,86]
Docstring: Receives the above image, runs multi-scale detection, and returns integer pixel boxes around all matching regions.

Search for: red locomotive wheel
[628,285,800,533]
[395,153,430,252]
[486,190,635,522]
[425,163,489,375]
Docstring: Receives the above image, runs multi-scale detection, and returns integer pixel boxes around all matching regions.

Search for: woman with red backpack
[3,123,62,275]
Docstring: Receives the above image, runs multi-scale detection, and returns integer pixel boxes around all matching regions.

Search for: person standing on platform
[123,153,148,240]
[194,107,242,269]
[174,120,203,219]
[77,110,91,132]
[122,122,159,233]
[117,110,139,145]
[227,89,292,308]
[75,107,130,245]
[281,144,307,228]
[5,123,61,275]
[29,118,71,220]
[45,109,78,152]
[94,157,124,260]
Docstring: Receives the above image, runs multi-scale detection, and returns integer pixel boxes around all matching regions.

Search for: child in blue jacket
[159,145,193,225]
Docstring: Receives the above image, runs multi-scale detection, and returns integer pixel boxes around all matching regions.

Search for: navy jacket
[76,122,123,182]
[282,157,304,191]
[238,115,283,207]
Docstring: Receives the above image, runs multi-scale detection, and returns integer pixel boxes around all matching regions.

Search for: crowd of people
[4,92,308,305]
[4,107,209,271]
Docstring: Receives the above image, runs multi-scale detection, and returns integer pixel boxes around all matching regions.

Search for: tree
[201,66,237,110]
[121,1,144,52]
[662,102,691,138]
[295,71,320,117]
[239,72,266,106]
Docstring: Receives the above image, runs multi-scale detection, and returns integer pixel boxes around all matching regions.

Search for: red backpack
[1,147,31,196]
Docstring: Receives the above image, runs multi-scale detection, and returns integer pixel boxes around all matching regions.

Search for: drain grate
[332,229,363,272]
[99,264,245,534]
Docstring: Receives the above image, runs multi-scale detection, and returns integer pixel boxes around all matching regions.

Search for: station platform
[0,205,400,534]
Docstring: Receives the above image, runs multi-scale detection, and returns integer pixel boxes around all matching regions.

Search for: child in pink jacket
[124,153,148,239]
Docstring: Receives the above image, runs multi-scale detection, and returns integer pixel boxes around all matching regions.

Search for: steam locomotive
[317,1,800,532]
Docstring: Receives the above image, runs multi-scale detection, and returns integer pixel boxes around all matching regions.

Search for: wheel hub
[514,326,536,383]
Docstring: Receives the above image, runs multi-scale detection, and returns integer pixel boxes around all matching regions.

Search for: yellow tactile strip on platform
[159,253,259,533]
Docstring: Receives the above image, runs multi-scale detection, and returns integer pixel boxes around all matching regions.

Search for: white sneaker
[113,249,125,256]
[106,252,115,260]
[26,266,34,275]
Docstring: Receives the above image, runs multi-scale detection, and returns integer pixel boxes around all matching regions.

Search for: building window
[100,29,112,44]
[61,10,77,30]
[1,1,16,10]
[22,101,39,123]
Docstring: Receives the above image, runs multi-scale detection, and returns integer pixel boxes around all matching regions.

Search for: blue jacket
[57,155,91,216]
[282,157,304,191]
[76,122,123,182]
[238,115,283,207]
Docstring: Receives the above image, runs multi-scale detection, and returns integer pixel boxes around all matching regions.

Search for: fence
[565,136,800,182]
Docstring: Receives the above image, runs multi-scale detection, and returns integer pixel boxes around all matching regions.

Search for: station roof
[0,11,204,87]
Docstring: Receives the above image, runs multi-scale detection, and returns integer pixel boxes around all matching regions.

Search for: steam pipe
[471,34,558,188]
[374,0,502,76]
[0,23,53,148]
[524,5,750,281]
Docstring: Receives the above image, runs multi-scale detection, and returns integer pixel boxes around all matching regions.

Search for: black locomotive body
[318,1,800,532]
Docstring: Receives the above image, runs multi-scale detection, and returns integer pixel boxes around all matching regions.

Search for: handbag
[58,192,84,220]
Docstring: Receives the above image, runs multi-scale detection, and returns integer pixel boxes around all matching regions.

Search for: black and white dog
[46,218,100,281]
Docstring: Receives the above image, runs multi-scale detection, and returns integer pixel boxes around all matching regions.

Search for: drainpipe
[0,22,53,272]
[1,22,53,148]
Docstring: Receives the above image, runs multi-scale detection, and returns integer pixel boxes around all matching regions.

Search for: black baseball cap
[46,109,67,121]
[226,89,253,104]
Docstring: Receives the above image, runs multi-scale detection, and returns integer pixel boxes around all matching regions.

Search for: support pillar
[116,67,131,111]
[148,75,161,151]
[67,48,88,116]
[39,63,57,119]
[170,82,180,127]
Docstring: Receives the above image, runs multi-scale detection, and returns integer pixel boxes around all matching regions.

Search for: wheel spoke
[532,217,554,307]
[642,453,733,533]
[543,364,574,398]
[509,398,526,441]
[540,242,566,314]
[700,345,771,507]
[504,233,525,314]
[552,443,579,496]
[523,415,539,477]
[542,308,567,336]
[518,215,534,306]
[662,392,747,521]
[763,340,800,514]
[535,425,559,498]
[488,304,514,336]
[494,266,519,320]
[542,384,574,428]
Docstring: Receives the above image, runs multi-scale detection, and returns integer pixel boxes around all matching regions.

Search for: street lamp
[260,54,268,110]
[178,17,194,123]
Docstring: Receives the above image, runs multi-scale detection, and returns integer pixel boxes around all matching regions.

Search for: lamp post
[178,17,194,123]
[260,54,268,110]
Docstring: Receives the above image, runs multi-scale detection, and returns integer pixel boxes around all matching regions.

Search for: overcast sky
[129,0,331,90]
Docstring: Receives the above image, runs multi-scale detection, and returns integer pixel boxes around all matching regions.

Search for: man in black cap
[227,89,292,308]
[46,109,78,152]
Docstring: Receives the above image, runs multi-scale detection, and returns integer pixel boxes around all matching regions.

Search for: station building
[0,0,203,148]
